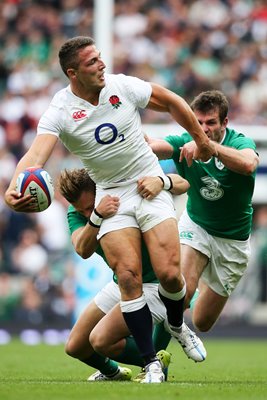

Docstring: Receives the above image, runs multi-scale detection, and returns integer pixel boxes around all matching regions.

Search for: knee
[116,268,142,296]
[65,337,79,358]
[157,266,182,288]
[89,330,106,354]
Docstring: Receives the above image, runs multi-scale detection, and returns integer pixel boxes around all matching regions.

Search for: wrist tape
[88,209,103,228]
[158,175,173,191]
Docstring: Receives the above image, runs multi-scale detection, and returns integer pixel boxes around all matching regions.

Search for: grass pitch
[0,338,267,400]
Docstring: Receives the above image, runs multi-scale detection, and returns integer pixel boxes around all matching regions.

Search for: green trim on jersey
[67,204,158,283]
[166,128,257,240]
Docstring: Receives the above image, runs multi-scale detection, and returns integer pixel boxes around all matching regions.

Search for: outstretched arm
[145,135,174,160]
[147,83,216,161]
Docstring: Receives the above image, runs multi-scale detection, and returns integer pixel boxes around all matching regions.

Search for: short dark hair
[58,36,95,77]
[58,168,95,203]
[190,90,229,124]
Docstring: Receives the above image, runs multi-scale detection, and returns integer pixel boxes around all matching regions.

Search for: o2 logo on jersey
[200,176,224,201]
[95,123,125,145]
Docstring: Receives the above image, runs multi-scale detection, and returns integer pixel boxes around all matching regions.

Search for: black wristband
[94,208,103,219]
[167,176,173,191]
[158,176,164,187]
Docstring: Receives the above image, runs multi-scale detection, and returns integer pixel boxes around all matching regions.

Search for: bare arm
[147,83,215,161]
[137,174,189,200]
[180,140,259,175]
[146,136,174,160]
[71,195,120,259]
[168,173,190,195]
[71,224,99,259]
[5,134,58,212]
[212,142,259,175]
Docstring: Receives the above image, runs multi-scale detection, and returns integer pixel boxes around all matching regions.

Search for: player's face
[194,109,228,143]
[71,45,106,91]
[72,190,95,218]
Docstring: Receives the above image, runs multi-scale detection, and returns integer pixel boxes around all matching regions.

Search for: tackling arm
[71,224,99,259]
[71,195,120,259]
[146,136,174,160]
[167,174,190,195]
[137,174,189,200]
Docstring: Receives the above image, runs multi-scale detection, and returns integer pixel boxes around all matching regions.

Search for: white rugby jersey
[37,73,163,187]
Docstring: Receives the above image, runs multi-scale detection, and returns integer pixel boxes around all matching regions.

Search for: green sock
[153,321,171,352]
[113,336,144,367]
[82,353,119,376]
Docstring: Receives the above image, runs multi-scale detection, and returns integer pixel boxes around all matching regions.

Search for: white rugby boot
[140,359,165,384]
[166,321,207,362]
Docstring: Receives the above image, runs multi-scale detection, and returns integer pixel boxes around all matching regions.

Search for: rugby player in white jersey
[5,36,213,383]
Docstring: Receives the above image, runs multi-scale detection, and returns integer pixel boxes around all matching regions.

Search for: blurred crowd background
[0,0,267,336]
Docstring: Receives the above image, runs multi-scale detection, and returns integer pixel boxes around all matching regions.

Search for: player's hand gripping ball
[16,167,54,212]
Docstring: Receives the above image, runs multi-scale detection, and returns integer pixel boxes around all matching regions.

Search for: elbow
[185,181,190,191]
[75,246,91,259]
[244,158,259,176]
[78,252,89,260]
[180,179,190,194]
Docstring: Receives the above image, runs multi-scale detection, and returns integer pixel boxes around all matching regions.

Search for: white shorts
[94,280,167,325]
[178,210,251,297]
[95,182,176,239]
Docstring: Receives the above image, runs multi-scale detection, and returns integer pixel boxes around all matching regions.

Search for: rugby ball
[16,167,54,212]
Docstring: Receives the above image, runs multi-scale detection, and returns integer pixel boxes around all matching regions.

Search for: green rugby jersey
[67,205,158,283]
[166,128,257,240]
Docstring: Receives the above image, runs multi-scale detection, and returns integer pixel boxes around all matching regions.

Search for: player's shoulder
[224,127,256,147]
[106,73,150,90]
[68,204,76,213]
[48,85,76,111]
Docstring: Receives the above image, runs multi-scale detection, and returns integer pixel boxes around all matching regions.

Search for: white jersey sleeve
[117,74,152,108]
[37,88,69,136]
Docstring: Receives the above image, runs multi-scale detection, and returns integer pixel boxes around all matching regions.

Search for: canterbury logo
[72,110,87,121]
[180,231,194,240]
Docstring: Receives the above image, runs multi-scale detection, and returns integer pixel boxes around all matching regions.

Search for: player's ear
[67,68,76,79]
[222,117,228,129]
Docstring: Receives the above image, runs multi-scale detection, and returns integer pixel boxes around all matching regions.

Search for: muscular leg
[140,237,206,362]
[143,218,185,329]
[90,304,170,367]
[193,281,228,332]
[65,301,119,375]
[100,228,143,300]
[90,304,130,357]
[180,244,228,331]
[100,228,156,365]
[180,244,208,309]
